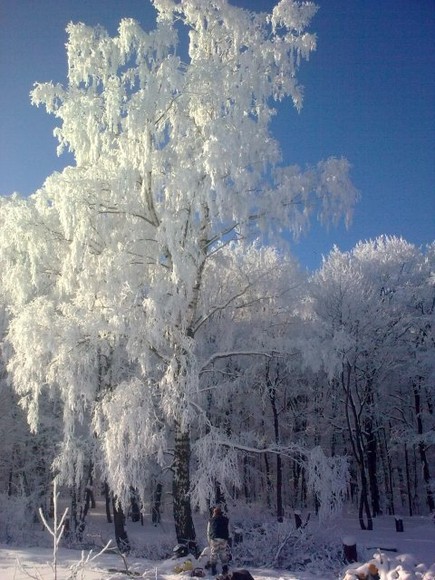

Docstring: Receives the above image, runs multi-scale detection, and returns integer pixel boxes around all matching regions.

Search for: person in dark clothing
[207,506,230,576]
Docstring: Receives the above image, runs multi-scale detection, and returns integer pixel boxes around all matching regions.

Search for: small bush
[231,515,343,575]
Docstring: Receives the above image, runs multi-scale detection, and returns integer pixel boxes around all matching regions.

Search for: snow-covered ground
[0,506,434,579]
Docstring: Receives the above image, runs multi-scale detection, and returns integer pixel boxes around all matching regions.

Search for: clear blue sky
[1,0,434,271]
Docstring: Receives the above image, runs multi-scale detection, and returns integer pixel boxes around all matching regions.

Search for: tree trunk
[130,488,141,522]
[404,444,413,516]
[267,360,284,522]
[152,482,162,525]
[264,454,272,510]
[7,466,13,497]
[172,425,196,544]
[365,419,380,516]
[104,482,112,523]
[276,453,283,522]
[87,468,96,509]
[414,383,435,512]
[112,496,130,553]
[380,427,394,514]
[418,440,434,512]
[358,470,373,531]
[82,473,95,523]
[70,486,79,537]
[243,456,250,504]
[342,363,373,530]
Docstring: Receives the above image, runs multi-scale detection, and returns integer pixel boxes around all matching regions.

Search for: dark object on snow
[294,511,302,529]
[191,568,205,577]
[294,510,311,529]
[395,517,404,532]
[173,540,200,559]
[173,543,189,558]
[217,569,254,580]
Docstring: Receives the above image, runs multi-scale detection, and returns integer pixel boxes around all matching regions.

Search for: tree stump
[234,528,243,544]
[294,510,302,529]
[395,517,404,532]
[342,536,357,563]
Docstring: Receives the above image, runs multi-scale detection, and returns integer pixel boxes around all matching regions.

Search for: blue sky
[1,0,434,271]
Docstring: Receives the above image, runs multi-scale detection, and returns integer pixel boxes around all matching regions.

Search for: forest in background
[1,235,434,551]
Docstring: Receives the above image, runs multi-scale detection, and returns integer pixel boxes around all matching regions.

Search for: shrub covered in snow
[231,515,344,575]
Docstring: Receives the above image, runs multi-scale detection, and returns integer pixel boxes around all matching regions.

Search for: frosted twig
[38,479,69,580]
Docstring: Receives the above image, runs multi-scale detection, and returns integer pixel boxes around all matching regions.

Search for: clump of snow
[343,551,435,580]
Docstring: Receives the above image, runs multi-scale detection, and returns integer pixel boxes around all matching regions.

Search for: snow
[0,507,434,579]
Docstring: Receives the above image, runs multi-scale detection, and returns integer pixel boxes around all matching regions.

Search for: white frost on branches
[2,0,358,503]
[307,446,349,523]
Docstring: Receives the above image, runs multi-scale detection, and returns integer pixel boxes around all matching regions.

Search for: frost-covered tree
[0,210,62,536]
[2,0,357,542]
[309,236,435,526]
[189,243,307,517]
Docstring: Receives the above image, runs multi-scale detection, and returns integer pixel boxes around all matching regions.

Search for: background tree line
[1,230,433,545]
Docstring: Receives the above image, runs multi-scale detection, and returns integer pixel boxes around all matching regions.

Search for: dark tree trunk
[365,420,380,516]
[152,482,162,525]
[380,427,394,514]
[264,454,272,510]
[84,465,96,510]
[172,426,196,544]
[266,360,284,522]
[130,488,141,522]
[276,453,283,522]
[68,485,84,541]
[70,487,79,536]
[8,467,13,497]
[243,456,250,504]
[49,489,54,519]
[82,487,92,521]
[404,444,413,516]
[358,471,373,531]
[293,455,306,505]
[104,482,112,523]
[342,363,373,530]
[418,440,434,512]
[414,384,435,512]
[412,447,419,514]
[112,497,130,553]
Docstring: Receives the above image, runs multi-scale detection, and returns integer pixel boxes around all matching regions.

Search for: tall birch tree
[2,0,357,541]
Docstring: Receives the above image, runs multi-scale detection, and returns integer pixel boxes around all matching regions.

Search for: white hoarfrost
[1,0,358,510]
